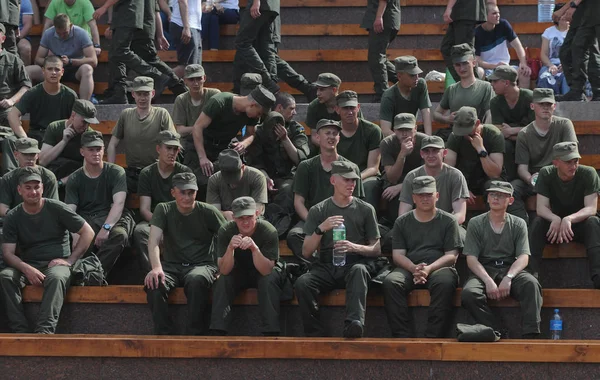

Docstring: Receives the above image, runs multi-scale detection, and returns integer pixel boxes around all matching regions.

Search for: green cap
[452,106,478,136]
[262,111,285,129]
[132,76,154,91]
[81,130,104,147]
[184,64,205,79]
[393,113,416,130]
[218,149,243,184]
[172,172,198,191]
[487,65,518,82]
[240,73,262,96]
[336,90,358,107]
[486,180,514,196]
[394,56,423,75]
[231,196,257,218]
[73,99,99,124]
[314,72,341,88]
[157,130,182,147]
[15,137,40,154]
[250,85,276,110]
[553,141,581,161]
[451,43,474,64]
[18,166,42,184]
[412,176,437,194]
[331,160,360,179]
[316,119,341,131]
[533,88,555,104]
[421,135,445,150]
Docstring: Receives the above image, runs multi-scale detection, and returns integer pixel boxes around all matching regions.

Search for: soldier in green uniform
[379,56,432,136]
[529,142,600,283]
[383,176,462,338]
[210,196,287,336]
[0,167,95,333]
[144,172,226,335]
[361,0,401,101]
[0,23,31,126]
[461,181,542,339]
[0,0,20,55]
[133,131,192,272]
[295,161,381,338]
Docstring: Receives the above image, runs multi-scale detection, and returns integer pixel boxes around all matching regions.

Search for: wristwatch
[506,273,515,280]
[102,223,112,231]
[314,226,325,235]
[477,150,488,158]
[570,1,578,8]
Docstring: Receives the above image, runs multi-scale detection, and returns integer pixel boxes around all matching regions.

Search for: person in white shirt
[170,0,203,78]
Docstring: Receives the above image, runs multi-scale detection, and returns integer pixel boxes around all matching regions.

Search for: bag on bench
[71,254,107,286]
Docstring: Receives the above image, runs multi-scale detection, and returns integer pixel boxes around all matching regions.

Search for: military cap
[451,43,475,64]
[313,73,341,88]
[412,176,437,194]
[240,73,262,96]
[452,106,478,136]
[331,161,360,179]
[336,90,358,107]
[262,111,285,129]
[157,130,182,147]
[487,65,518,82]
[486,180,514,196]
[132,76,154,91]
[81,130,104,147]
[218,149,243,184]
[393,113,417,130]
[184,64,205,79]
[232,196,257,218]
[15,137,40,154]
[172,172,198,191]
[553,142,581,161]
[0,24,6,35]
[532,88,555,104]
[316,119,341,131]
[249,85,276,110]
[421,135,445,150]
[18,166,42,184]
[394,56,423,75]
[73,99,99,124]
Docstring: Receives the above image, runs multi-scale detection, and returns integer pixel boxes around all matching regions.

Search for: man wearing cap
[210,196,287,336]
[383,176,462,338]
[461,180,542,339]
[39,99,97,183]
[295,160,381,338]
[0,0,21,55]
[133,131,193,272]
[529,142,600,284]
[107,76,176,193]
[445,106,505,197]
[510,88,577,223]
[0,167,95,333]
[144,172,226,335]
[379,56,432,136]
[240,73,262,96]
[360,0,401,100]
[287,119,365,262]
[207,149,268,221]
[66,130,135,278]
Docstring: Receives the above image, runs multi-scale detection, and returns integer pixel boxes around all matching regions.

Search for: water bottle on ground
[332,222,346,267]
[537,0,555,22]
[550,308,563,340]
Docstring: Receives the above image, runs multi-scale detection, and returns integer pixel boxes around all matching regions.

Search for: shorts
[63,65,79,82]
[169,22,202,65]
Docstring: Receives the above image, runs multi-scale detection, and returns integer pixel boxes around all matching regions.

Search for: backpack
[71,254,107,286]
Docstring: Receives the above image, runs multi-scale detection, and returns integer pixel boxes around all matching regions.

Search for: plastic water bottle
[332,222,346,267]
[537,0,555,22]
[550,308,563,340]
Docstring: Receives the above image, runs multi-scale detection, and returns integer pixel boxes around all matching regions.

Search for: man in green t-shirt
[144,172,226,335]
[0,167,94,333]
[295,161,381,338]
[39,99,97,182]
[65,130,135,278]
[379,56,432,136]
[209,196,287,336]
[43,0,100,46]
[461,181,542,338]
[383,176,461,338]
[529,142,600,284]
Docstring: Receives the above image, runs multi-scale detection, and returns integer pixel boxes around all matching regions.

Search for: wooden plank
[236,0,539,7]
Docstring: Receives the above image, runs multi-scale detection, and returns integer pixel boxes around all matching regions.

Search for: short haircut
[53,13,70,30]
[43,55,63,68]
[274,92,295,110]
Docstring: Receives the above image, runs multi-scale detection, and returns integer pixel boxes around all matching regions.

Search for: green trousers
[383,266,458,338]
[132,221,152,272]
[145,263,217,335]
[368,27,399,97]
[440,20,478,82]
[507,179,535,224]
[0,265,71,333]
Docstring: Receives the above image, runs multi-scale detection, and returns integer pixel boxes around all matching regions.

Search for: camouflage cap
[73,99,99,124]
[250,85,276,110]
[553,141,581,161]
[486,180,514,195]
[184,64,205,79]
[81,130,104,147]
[394,56,423,75]
[219,149,243,184]
[172,172,198,191]
[157,130,182,147]
[452,106,478,136]
[313,73,341,88]
[336,90,358,107]
[262,111,285,129]
[412,176,437,194]
[231,196,257,218]
[240,73,262,96]
[15,137,40,154]
[393,113,417,130]
[132,76,154,91]
[487,65,518,82]
[331,160,360,179]
[421,135,445,150]
[18,166,42,184]
[532,88,555,104]
[451,43,475,64]
[316,119,341,131]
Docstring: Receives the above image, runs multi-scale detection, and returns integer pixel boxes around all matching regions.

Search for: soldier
[0,23,31,127]
[461,181,542,339]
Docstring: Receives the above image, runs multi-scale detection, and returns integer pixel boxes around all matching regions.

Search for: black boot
[556,90,586,102]
[100,91,128,104]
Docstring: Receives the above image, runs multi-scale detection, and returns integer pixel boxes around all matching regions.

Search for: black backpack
[71,254,107,286]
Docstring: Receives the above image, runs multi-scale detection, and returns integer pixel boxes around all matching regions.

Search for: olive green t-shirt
[43,119,93,162]
[305,99,364,130]
[463,212,530,265]
[0,50,31,120]
[206,166,268,211]
[490,88,535,128]
[450,0,487,22]
[337,119,383,172]
[293,155,365,209]
[3,199,85,267]
[15,83,78,131]
[65,163,127,219]
[137,162,192,212]
[379,79,432,123]
[392,209,463,265]
[112,0,144,30]
[215,219,279,271]
[515,116,578,173]
[0,166,59,209]
[112,106,175,169]
[304,197,380,263]
[399,164,469,213]
[360,0,401,30]
[172,88,221,143]
[380,132,426,184]
[150,201,226,265]
[439,79,493,121]
[201,92,258,144]
[535,164,600,218]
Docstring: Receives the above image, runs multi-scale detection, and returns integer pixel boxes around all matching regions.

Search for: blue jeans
[537,65,570,95]
[201,8,240,50]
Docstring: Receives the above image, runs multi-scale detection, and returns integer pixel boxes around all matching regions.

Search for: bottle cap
[554,308,559,313]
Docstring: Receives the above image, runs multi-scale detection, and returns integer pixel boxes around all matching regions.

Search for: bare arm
[192,113,212,160]
[42,17,53,34]
[445,149,457,167]
[506,253,529,277]
[517,164,533,184]
[452,198,467,225]
[433,104,455,124]
[567,193,598,224]
[8,86,28,108]
[20,15,33,39]
[68,222,95,264]
[7,107,27,138]
[280,135,300,165]
[72,45,98,67]
[175,124,194,137]
[361,149,381,180]
[293,194,309,221]
[379,120,393,137]
[251,243,276,276]
[148,225,164,271]
[34,45,49,67]
[39,142,66,166]
[427,250,459,273]
[0,204,8,217]
[178,0,190,29]
[466,255,495,285]
[392,249,417,271]
[139,196,153,222]
[476,55,499,70]
[218,236,237,275]
[398,201,412,217]
[107,136,120,163]
[510,37,528,67]
[344,238,381,258]
[104,191,126,227]
[421,108,433,136]
[88,19,101,47]
[481,152,503,179]
[540,37,553,68]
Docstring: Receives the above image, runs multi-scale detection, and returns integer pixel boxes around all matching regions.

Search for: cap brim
[535,97,555,104]
[175,183,198,191]
[558,152,582,161]
[452,124,474,137]
[313,81,337,88]
[317,124,342,131]
[163,140,183,148]
[133,86,154,92]
[184,72,204,79]
[20,175,42,183]
[82,142,104,148]
[83,116,100,124]
[487,72,502,80]
[337,100,358,107]
[338,172,360,179]
[413,187,436,194]
[18,147,41,154]
[393,123,415,130]
[452,54,473,64]
[233,208,256,218]
[221,170,243,184]
[486,187,513,195]
[399,67,423,75]
[421,143,444,150]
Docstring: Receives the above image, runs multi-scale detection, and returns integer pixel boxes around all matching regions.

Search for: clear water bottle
[537,0,555,22]
[332,222,346,267]
[550,308,563,340]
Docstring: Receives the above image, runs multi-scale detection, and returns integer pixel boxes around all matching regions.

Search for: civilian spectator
[17,0,34,65]
[201,0,240,51]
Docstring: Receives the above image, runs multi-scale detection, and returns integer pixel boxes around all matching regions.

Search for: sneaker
[90,95,99,105]
[343,320,363,338]
[169,81,187,96]
[556,90,586,102]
